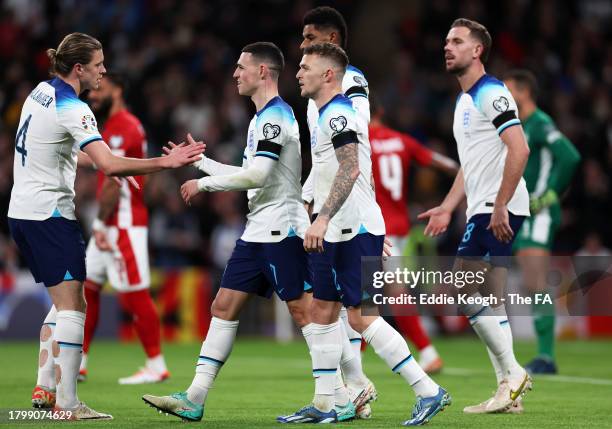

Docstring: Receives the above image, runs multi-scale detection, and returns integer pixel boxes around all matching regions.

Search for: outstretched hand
[163,139,205,168]
[417,206,452,237]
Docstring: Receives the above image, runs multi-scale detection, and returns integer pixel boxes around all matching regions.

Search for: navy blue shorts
[456,212,526,267]
[311,233,384,307]
[8,217,86,287]
[220,236,309,302]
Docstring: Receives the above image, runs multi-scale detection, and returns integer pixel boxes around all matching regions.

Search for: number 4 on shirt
[15,114,32,167]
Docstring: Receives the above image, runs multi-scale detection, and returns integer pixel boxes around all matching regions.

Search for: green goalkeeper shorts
[513,203,561,251]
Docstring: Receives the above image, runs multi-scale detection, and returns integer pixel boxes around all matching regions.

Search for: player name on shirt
[29,89,54,108]
[371,137,403,153]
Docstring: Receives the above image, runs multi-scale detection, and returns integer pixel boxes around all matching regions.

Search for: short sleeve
[348,95,371,125]
[254,106,291,160]
[59,102,103,150]
[343,67,370,124]
[478,85,521,135]
[320,100,358,149]
[342,66,369,98]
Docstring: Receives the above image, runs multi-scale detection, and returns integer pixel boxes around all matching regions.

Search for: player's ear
[329,31,339,45]
[323,68,333,83]
[259,64,266,80]
[473,43,483,60]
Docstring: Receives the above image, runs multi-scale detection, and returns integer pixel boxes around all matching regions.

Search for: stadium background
[1,2,611,428]
[0,0,610,340]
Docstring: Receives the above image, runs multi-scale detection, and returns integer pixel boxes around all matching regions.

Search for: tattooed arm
[303,142,360,252]
[318,143,360,219]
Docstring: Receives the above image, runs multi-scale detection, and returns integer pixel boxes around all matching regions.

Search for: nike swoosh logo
[458,246,468,251]
[510,375,529,400]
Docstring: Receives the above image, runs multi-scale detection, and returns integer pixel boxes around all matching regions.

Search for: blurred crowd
[0,0,610,271]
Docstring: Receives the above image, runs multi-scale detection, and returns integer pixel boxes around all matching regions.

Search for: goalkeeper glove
[529,189,558,214]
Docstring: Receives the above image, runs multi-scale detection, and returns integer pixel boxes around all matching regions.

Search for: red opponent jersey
[96,109,148,227]
[369,123,433,236]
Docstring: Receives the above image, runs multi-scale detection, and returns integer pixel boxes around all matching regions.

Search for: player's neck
[251,85,279,112]
[313,85,342,110]
[519,101,537,120]
[457,63,486,93]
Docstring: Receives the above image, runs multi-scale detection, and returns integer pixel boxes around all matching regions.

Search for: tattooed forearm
[319,143,359,220]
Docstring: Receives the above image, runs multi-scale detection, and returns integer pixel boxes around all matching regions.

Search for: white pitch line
[444,367,612,386]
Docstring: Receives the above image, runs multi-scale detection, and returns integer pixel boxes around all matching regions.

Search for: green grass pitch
[1,338,611,428]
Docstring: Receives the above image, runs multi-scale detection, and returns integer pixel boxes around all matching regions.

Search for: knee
[310,299,341,325]
[211,297,236,321]
[287,300,310,327]
[347,310,368,333]
[310,300,328,324]
[210,298,228,320]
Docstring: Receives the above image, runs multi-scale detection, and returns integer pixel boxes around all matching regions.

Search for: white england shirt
[241,96,310,243]
[304,65,371,203]
[9,78,103,221]
[453,74,530,219]
[311,93,385,242]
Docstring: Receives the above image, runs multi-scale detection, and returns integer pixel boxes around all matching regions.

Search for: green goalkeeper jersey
[522,108,581,198]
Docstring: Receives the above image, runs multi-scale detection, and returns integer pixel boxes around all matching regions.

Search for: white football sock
[301,323,314,348]
[493,306,521,379]
[306,323,350,406]
[339,307,363,366]
[339,320,368,389]
[334,370,350,405]
[186,317,239,405]
[310,322,342,412]
[54,310,85,409]
[486,346,503,384]
[37,306,57,389]
[146,354,168,374]
[362,317,438,397]
[465,301,522,380]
